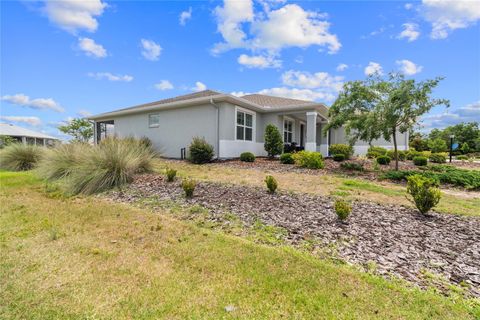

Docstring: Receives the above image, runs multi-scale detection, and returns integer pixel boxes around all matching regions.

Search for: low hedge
[340,162,364,171]
[413,156,428,166]
[280,153,294,164]
[381,165,480,190]
[429,153,446,164]
[293,151,324,169]
[240,152,255,162]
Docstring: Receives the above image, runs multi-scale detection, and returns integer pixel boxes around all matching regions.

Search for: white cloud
[231,91,251,97]
[192,81,207,92]
[155,80,174,91]
[43,0,107,34]
[364,62,383,76]
[77,109,92,117]
[281,70,344,92]
[398,23,420,42]
[336,63,348,71]
[1,93,64,112]
[0,116,42,126]
[422,0,480,39]
[258,87,336,102]
[396,59,423,75]
[141,39,162,61]
[213,1,340,55]
[88,72,133,82]
[78,37,107,58]
[179,7,192,26]
[421,101,480,129]
[237,54,281,69]
[405,3,414,10]
[251,4,341,54]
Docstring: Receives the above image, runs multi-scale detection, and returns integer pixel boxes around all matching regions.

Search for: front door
[300,124,305,147]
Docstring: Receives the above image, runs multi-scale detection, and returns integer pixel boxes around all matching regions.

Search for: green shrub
[0,135,16,149]
[334,199,351,221]
[181,179,196,198]
[333,154,345,162]
[461,143,470,154]
[381,165,480,190]
[280,153,294,164]
[456,155,468,161]
[366,146,387,159]
[340,162,364,171]
[240,152,255,162]
[329,144,353,159]
[406,149,422,160]
[165,168,177,182]
[65,137,156,195]
[428,138,448,153]
[376,155,391,165]
[189,137,214,164]
[386,150,406,161]
[413,156,428,166]
[264,124,283,158]
[293,151,324,169]
[429,153,446,164]
[0,143,43,171]
[37,143,91,181]
[265,175,278,193]
[406,174,441,214]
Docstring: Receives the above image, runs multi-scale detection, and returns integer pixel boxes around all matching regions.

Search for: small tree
[326,73,449,170]
[58,118,93,142]
[264,124,283,159]
[0,135,16,149]
[428,138,447,153]
[406,175,441,215]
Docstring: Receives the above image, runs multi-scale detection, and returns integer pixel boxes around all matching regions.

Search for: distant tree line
[410,122,480,154]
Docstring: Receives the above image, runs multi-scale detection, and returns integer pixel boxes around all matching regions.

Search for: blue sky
[1,0,479,139]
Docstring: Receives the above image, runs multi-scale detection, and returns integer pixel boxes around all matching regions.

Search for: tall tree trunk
[392,127,398,171]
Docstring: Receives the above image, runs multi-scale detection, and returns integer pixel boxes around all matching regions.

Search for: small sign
[452,143,459,150]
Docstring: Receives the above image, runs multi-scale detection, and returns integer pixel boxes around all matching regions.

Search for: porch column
[305,111,317,152]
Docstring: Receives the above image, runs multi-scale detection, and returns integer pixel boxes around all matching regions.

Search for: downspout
[210,98,220,160]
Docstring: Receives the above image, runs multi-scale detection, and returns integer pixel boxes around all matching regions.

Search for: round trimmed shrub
[406,149,422,160]
[329,144,353,159]
[189,137,214,164]
[376,155,391,165]
[367,146,387,159]
[280,153,294,164]
[332,154,345,162]
[429,153,446,164]
[334,199,351,221]
[413,156,428,166]
[240,152,255,162]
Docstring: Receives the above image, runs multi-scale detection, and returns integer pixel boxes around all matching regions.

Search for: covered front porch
[276,110,330,156]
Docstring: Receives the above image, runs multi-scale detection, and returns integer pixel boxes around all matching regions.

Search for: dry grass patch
[1,171,478,319]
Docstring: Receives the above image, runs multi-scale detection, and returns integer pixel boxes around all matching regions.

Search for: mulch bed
[108,174,480,297]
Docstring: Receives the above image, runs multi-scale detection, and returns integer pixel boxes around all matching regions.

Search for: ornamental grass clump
[65,137,156,195]
[265,175,278,193]
[37,142,91,181]
[165,168,177,182]
[406,174,441,215]
[334,199,351,221]
[181,179,196,198]
[0,143,43,171]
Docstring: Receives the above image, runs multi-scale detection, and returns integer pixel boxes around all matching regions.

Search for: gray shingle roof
[240,94,315,108]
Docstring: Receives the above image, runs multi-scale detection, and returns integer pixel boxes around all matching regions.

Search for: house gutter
[209,98,220,159]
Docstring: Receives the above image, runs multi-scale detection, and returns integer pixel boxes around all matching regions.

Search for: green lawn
[1,171,478,319]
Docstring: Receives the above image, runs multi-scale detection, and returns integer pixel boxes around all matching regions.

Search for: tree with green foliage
[427,122,479,152]
[428,138,448,153]
[326,73,449,170]
[58,118,93,142]
[264,124,283,159]
[0,135,17,149]
[409,133,429,151]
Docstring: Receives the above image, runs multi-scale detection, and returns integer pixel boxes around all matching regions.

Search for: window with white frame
[149,114,160,127]
[236,109,253,141]
[284,119,294,143]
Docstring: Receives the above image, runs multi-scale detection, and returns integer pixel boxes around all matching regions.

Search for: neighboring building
[0,123,59,146]
[89,90,408,158]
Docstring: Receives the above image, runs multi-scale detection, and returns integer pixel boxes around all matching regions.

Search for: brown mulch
[108,174,480,297]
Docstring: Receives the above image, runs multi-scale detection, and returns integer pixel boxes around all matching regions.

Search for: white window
[284,119,294,143]
[149,114,160,127]
[236,109,254,141]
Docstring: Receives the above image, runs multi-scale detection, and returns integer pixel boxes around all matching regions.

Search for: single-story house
[89,90,408,158]
[0,123,59,146]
